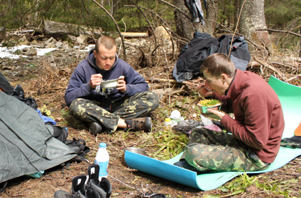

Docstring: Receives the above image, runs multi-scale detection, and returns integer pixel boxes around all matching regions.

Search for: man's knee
[69,98,82,113]
[144,91,159,110]
[69,98,92,116]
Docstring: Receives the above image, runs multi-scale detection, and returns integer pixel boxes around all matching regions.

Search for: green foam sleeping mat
[124,76,301,191]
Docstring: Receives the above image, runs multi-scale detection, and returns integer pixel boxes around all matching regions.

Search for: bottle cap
[99,142,107,148]
[165,118,171,122]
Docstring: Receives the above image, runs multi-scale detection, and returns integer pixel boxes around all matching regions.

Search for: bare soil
[0,45,300,198]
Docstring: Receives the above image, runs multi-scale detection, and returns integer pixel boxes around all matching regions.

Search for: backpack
[173,32,219,82]
[217,34,251,71]
[0,71,38,109]
[173,32,251,82]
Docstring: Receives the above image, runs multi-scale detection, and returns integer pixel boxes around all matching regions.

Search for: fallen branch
[13,29,34,35]
[148,83,166,90]
[252,57,287,82]
[169,85,186,95]
[121,32,148,37]
[159,85,187,102]
[257,28,301,38]
[148,78,179,84]
[270,61,298,69]
[286,74,301,82]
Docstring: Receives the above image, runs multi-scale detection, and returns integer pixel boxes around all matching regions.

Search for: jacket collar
[226,69,244,100]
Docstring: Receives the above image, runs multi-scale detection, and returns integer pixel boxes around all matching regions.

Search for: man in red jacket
[180,53,285,172]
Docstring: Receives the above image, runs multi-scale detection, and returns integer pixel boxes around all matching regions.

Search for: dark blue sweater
[65,49,148,110]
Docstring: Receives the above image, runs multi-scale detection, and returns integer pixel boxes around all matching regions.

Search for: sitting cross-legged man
[176,53,285,172]
[65,36,159,134]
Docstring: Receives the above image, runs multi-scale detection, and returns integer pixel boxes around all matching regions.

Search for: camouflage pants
[181,128,269,172]
[69,91,159,133]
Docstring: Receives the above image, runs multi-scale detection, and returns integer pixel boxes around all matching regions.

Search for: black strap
[0,181,8,193]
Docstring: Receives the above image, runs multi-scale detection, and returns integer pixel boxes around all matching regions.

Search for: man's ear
[221,73,228,81]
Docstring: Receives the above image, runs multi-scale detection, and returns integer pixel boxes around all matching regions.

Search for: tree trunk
[174,0,195,41]
[238,0,271,52]
[174,0,218,45]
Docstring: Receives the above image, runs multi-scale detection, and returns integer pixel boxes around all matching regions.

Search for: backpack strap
[65,138,90,163]
[0,181,8,193]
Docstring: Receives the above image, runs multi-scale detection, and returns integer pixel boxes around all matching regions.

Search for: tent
[0,90,76,185]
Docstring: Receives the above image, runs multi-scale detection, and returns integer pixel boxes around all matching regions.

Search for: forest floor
[0,37,300,198]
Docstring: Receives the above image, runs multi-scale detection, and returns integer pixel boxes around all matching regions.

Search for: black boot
[86,164,112,198]
[89,122,103,135]
[71,175,87,198]
[125,117,152,132]
[54,175,87,198]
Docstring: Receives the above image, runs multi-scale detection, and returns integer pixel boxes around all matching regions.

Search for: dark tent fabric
[0,72,14,95]
[0,91,76,184]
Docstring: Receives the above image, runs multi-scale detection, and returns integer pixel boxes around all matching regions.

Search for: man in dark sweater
[179,53,284,172]
[65,36,159,134]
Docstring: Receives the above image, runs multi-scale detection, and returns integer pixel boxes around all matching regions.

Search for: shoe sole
[89,123,102,135]
[144,117,152,133]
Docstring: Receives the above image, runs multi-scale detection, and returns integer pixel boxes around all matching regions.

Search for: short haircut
[95,36,116,53]
[200,53,236,78]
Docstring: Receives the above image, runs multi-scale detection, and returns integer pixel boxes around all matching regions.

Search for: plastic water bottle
[164,118,172,130]
[94,142,109,180]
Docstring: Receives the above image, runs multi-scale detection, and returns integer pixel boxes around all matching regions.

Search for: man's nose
[205,80,210,87]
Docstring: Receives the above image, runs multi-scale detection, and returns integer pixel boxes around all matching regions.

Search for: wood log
[44,20,102,36]
[152,88,174,96]
[121,32,149,38]
[17,30,34,34]
[148,84,165,90]
[147,78,179,84]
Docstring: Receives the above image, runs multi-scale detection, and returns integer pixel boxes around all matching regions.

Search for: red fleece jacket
[212,70,285,163]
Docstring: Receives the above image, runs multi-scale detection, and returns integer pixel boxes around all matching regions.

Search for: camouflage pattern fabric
[181,128,269,172]
[69,91,159,133]
[280,136,301,148]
